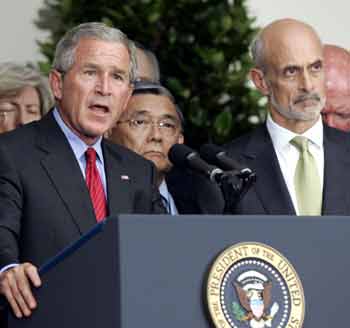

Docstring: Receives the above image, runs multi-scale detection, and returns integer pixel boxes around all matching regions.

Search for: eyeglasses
[117,117,181,137]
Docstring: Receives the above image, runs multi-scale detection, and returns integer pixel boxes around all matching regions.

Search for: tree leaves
[35,0,265,148]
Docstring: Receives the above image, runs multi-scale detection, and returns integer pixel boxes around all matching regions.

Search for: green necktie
[290,136,322,216]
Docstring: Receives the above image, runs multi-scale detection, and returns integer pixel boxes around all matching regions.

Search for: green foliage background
[36,0,265,148]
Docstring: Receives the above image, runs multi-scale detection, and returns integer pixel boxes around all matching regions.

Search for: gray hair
[53,22,136,82]
[0,62,54,115]
[250,30,266,71]
[134,41,161,82]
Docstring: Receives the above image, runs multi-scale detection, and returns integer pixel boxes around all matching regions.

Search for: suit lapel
[166,169,198,214]
[322,126,350,214]
[103,142,133,215]
[242,126,295,215]
[36,112,96,235]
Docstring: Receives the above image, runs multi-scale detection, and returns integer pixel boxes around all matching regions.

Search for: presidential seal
[207,242,304,328]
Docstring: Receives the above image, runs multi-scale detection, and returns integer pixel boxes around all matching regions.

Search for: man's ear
[250,68,270,96]
[177,133,184,144]
[49,70,64,101]
[104,129,112,139]
[120,83,133,113]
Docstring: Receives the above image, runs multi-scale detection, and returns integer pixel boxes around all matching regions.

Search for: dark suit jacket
[166,167,224,214]
[224,124,350,215]
[0,111,162,269]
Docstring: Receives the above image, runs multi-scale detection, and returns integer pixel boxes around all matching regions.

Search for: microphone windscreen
[168,144,196,168]
[200,144,223,163]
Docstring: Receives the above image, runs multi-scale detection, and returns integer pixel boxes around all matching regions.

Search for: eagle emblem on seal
[232,270,279,328]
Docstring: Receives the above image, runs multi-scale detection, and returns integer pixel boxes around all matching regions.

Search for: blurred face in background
[0,85,41,133]
[110,93,183,183]
[135,47,159,82]
[322,44,350,132]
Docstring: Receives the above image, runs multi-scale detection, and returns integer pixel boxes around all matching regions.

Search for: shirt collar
[159,179,170,199]
[159,179,179,215]
[53,107,104,163]
[266,113,323,150]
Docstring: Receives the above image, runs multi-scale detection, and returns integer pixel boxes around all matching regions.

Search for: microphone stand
[217,169,256,214]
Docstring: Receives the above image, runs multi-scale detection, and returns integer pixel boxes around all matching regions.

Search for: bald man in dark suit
[225,19,350,216]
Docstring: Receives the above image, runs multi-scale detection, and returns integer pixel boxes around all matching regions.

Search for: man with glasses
[109,81,183,214]
[109,81,223,214]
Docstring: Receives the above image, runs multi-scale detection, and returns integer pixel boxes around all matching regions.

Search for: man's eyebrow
[131,110,151,116]
[26,104,41,107]
[81,63,128,74]
[160,114,179,122]
[130,111,179,121]
[0,100,17,106]
[309,59,323,68]
[81,63,99,69]
[282,64,300,72]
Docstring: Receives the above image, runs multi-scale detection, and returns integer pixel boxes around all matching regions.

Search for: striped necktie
[85,148,108,221]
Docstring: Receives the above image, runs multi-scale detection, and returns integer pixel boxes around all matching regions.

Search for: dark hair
[132,80,184,129]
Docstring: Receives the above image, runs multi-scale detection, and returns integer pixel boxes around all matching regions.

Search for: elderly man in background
[0,22,163,320]
[109,81,223,214]
[0,63,53,133]
[109,81,183,213]
[134,41,160,82]
[225,18,350,216]
[322,44,350,131]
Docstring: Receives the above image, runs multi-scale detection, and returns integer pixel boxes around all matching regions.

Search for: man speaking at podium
[225,18,350,216]
[0,22,163,320]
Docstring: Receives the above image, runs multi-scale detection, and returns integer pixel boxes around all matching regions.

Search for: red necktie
[85,148,108,221]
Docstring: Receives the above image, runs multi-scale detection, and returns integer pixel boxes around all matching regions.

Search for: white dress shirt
[159,180,179,215]
[53,108,107,196]
[266,114,324,215]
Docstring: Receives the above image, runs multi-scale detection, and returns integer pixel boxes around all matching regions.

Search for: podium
[8,215,350,327]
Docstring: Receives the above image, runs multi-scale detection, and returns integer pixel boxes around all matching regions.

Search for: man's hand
[0,263,41,318]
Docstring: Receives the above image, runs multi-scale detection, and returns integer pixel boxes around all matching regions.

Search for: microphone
[200,143,252,175]
[168,144,223,183]
[200,144,256,214]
